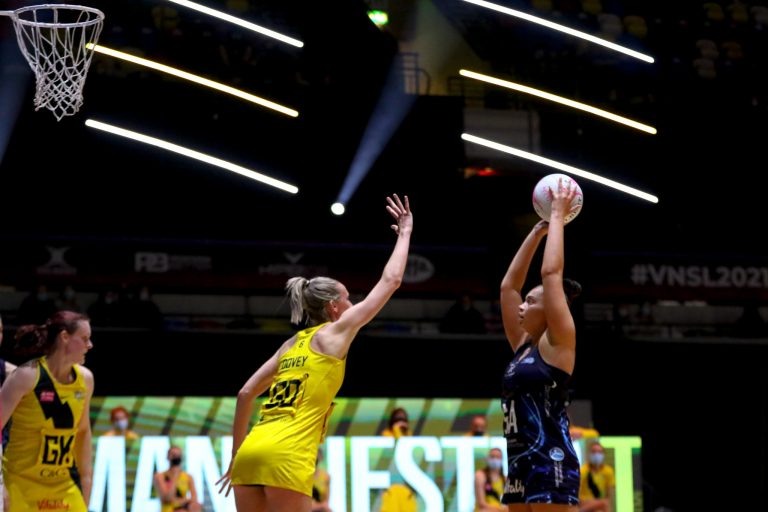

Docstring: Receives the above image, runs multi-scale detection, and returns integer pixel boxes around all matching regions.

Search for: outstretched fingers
[564,180,577,202]
[561,176,576,195]
[401,194,410,214]
[386,195,401,215]
[550,177,577,202]
[216,473,233,497]
[386,194,411,234]
[386,194,406,219]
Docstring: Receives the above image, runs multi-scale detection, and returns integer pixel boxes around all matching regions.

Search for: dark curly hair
[562,278,582,304]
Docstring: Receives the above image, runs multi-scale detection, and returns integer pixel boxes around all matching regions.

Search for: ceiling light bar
[460,69,656,134]
[88,44,298,117]
[461,0,654,63]
[461,133,658,203]
[165,0,303,47]
[86,119,298,194]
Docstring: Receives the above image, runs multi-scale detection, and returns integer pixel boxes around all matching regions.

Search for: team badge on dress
[548,447,565,461]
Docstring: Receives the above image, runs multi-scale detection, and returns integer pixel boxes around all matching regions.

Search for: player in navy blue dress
[499,177,582,511]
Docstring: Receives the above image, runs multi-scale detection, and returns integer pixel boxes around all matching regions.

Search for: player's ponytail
[286,277,310,325]
[285,276,341,326]
[563,278,582,305]
[13,310,89,359]
[13,324,48,358]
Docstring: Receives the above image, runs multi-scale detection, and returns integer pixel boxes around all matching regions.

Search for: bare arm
[322,195,413,357]
[540,178,577,370]
[188,475,202,512]
[0,363,38,429]
[474,470,490,509]
[232,341,288,454]
[217,339,289,495]
[474,470,504,511]
[607,484,615,512]
[153,472,178,503]
[75,366,95,506]
[500,221,548,351]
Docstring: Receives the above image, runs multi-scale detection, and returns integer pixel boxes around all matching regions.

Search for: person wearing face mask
[474,447,506,511]
[578,442,614,512]
[464,414,489,437]
[56,286,82,313]
[1,311,95,512]
[440,292,488,334]
[102,406,139,440]
[153,446,201,512]
[17,285,57,325]
[131,286,163,330]
[381,407,412,439]
[87,289,123,328]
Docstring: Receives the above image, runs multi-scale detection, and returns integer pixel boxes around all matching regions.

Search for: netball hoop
[0,4,104,121]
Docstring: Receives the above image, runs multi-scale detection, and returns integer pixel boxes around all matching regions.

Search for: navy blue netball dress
[500,339,580,505]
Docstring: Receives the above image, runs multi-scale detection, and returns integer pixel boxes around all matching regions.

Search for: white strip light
[460,70,656,134]
[86,119,299,194]
[461,133,658,203]
[165,0,303,48]
[88,44,298,117]
[461,0,654,64]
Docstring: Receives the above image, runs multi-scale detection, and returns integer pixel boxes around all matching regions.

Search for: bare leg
[579,499,610,512]
[530,504,579,512]
[263,486,312,512]
[234,485,267,512]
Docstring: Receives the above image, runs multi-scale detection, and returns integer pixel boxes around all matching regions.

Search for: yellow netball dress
[231,322,345,496]
[3,357,88,512]
[159,471,193,512]
[475,470,505,511]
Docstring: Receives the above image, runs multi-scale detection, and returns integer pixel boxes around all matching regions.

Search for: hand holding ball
[532,173,583,224]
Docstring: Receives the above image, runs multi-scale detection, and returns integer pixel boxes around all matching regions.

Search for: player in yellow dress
[474,448,506,511]
[1,311,94,512]
[217,194,413,512]
[154,446,201,512]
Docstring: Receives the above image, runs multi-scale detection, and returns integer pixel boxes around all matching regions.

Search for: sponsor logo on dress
[74,391,84,400]
[505,479,525,495]
[39,391,55,403]
[39,468,70,479]
[549,447,565,461]
[554,460,564,487]
[37,499,70,510]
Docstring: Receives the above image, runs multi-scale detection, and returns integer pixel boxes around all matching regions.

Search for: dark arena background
[1,1,767,511]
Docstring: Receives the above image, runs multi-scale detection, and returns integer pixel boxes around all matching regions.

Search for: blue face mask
[589,453,605,465]
[487,458,503,471]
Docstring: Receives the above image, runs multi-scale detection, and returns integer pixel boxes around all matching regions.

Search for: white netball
[532,173,583,224]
